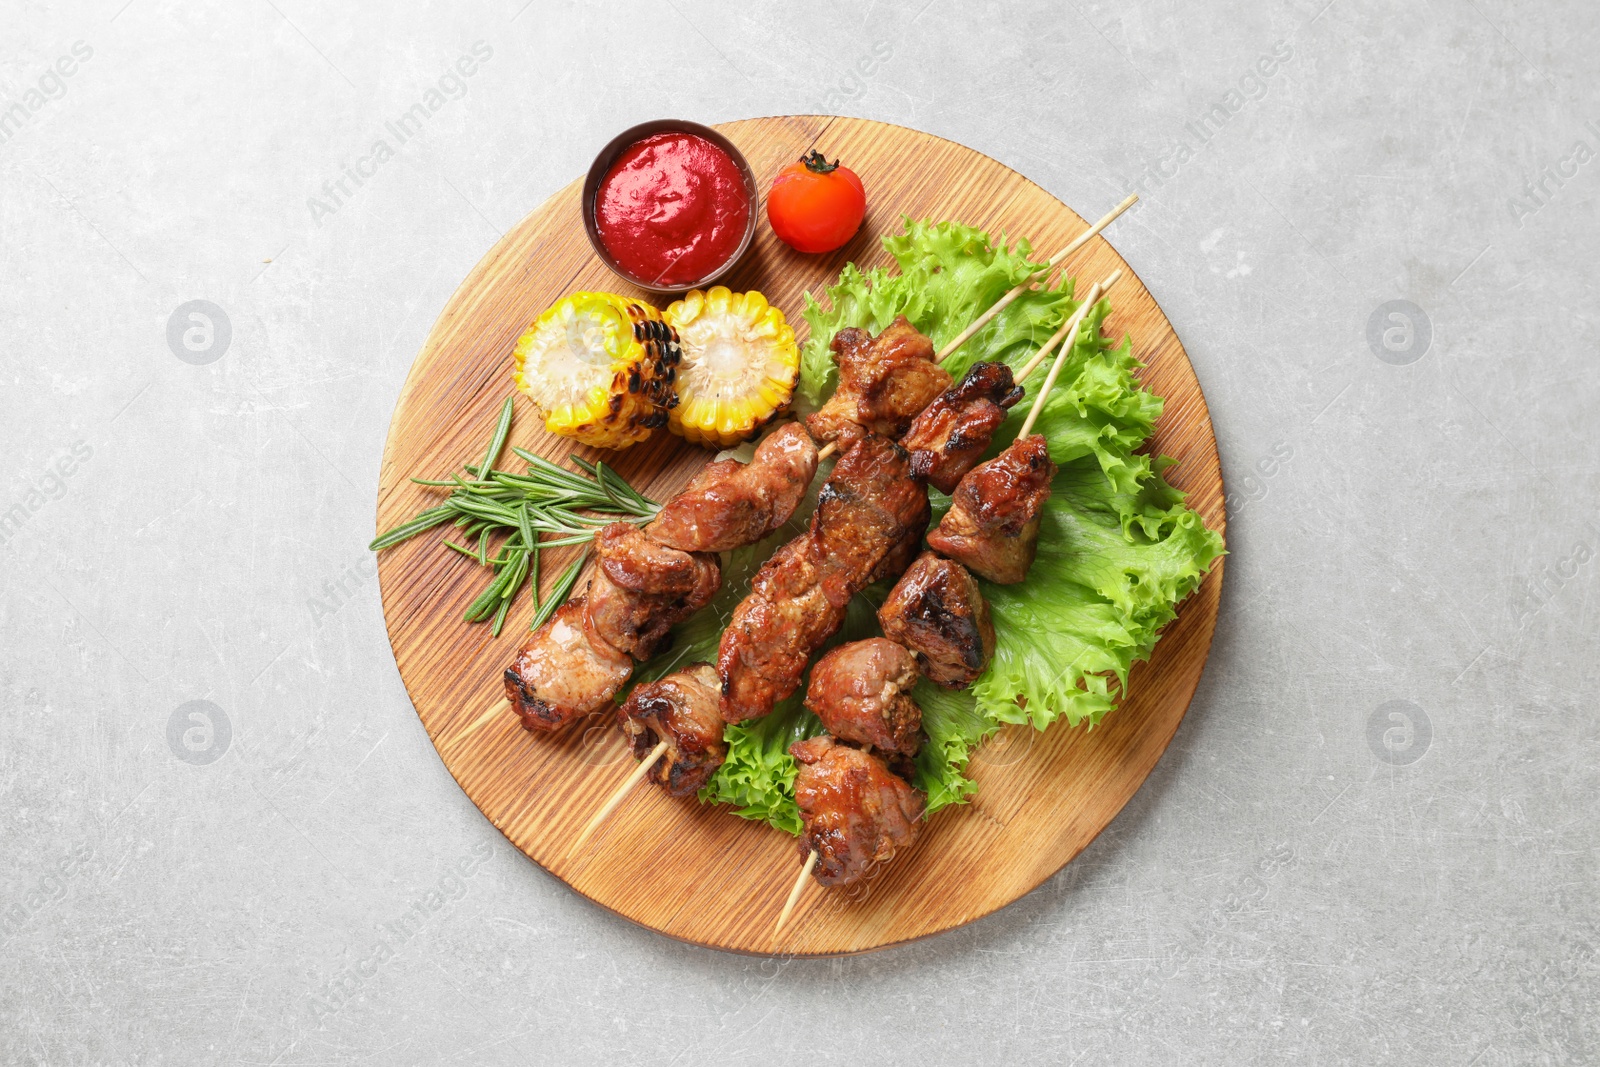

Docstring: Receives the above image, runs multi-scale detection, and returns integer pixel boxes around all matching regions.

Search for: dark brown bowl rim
[580,119,759,295]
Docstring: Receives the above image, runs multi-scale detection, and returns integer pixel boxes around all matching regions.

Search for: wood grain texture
[375,116,1226,956]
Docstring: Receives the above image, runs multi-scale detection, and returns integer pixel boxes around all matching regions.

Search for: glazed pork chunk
[901,361,1024,494]
[791,735,926,887]
[805,317,951,450]
[926,433,1056,585]
[503,598,633,732]
[617,663,727,797]
[877,550,996,689]
[646,423,819,553]
[586,522,720,661]
[804,639,923,756]
[812,432,930,587]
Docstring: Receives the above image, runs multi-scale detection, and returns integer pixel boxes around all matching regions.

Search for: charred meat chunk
[647,423,819,553]
[504,597,633,731]
[791,735,925,887]
[811,433,930,589]
[927,434,1055,584]
[902,361,1024,494]
[717,535,845,723]
[878,551,996,688]
[804,639,923,756]
[805,317,951,448]
[617,663,726,797]
[587,522,720,660]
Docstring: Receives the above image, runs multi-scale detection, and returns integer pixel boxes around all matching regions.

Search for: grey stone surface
[1,0,1595,1063]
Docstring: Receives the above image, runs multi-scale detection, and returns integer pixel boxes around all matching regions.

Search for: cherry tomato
[766,151,867,254]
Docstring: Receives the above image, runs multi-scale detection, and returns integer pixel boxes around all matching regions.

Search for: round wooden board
[376,116,1226,956]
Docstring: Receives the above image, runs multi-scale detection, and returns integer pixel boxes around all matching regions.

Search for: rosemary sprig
[370,397,659,634]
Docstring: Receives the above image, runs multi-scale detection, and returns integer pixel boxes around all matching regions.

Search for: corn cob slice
[661,286,799,448]
[512,292,678,450]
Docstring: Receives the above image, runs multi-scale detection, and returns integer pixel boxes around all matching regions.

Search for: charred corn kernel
[661,287,799,448]
[512,293,676,450]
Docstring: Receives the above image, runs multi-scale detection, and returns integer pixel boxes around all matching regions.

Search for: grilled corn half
[661,287,799,448]
[512,292,679,450]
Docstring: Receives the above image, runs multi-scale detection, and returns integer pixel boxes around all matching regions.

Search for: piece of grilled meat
[812,432,930,588]
[718,434,929,722]
[902,361,1025,494]
[716,535,843,724]
[804,639,923,756]
[504,597,633,731]
[791,734,925,887]
[647,423,819,553]
[806,317,951,450]
[617,663,727,797]
[927,433,1056,584]
[878,551,996,688]
[586,522,720,661]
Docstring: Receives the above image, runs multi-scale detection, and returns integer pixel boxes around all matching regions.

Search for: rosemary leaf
[478,397,515,481]
[529,550,588,631]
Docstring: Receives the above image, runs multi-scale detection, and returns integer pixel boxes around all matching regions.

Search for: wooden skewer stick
[1014,269,1123,384]
[774,849,819,937]
[448,696,511,751]
[934,193,1137,364]
[1018,278,1113,440]
[566,740,668,860]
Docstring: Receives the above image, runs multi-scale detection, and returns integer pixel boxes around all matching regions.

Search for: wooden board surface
[375,116,1226,956]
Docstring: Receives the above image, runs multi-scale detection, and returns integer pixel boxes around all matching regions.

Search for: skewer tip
[566,739,669,861]
[773,850,819,938]
[450,696,511,751]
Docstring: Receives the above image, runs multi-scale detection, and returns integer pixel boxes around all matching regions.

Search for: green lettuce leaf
[914,680,994,815]
[700,695,819,835]
[973,456,1224,729]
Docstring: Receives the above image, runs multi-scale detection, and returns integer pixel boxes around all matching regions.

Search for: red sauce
[594,131,750,288]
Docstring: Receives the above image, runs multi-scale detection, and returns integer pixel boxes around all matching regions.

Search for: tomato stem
[799,150,840,174]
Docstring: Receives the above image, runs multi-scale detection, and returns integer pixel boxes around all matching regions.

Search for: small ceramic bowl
[581,119,759,294]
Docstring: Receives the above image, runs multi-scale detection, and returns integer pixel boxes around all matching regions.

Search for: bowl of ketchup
[582,120,757,293]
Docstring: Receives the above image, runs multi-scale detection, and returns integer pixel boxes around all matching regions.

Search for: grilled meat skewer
[806,316,951,452]
[504,598,633,731]
[718,433,928,723]
[764,253,1134,934]
[586,522,721,661]
[502,423,818,734]
[777,284,1115,902]
[901,361,1025,494]
[647,423,818,553]
[926,433,1056,585]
